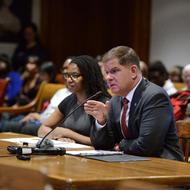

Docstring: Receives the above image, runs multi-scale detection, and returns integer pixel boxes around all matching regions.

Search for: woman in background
[39,61,57,83]
[12,22,48,72]
[16,56,42,106]
[0,58,71,134]
[0,54,22,105]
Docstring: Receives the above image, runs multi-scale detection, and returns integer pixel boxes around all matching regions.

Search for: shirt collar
[125,77,143,102]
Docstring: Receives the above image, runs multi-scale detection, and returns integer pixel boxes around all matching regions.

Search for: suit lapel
[111,96,123,137]
[128,78,148,125]
[113,96,123,120]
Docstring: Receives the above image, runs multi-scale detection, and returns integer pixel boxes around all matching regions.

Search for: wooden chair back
[173,82,185,91]
[55,73,65,84]
[0,164,53,190]
[0,79,9,106]
[176,120,190,162]
[34,82,64,112]
[0,82,64,114]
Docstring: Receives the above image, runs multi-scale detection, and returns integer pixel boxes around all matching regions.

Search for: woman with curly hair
[38,55,110,145]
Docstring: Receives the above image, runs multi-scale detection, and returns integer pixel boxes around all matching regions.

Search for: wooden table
[0,133,190,190]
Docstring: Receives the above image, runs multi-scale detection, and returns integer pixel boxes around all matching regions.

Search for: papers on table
[67,150,124,156]
[1,137,91,149]
[1,137,149,162]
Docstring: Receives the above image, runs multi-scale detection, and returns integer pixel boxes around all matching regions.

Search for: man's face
[104,58,137,96]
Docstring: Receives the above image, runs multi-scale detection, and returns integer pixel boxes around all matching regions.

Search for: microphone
[7,146,66,156]
[7,145,66,160]
[36,91,102,148]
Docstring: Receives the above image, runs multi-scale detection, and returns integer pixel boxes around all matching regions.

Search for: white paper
[1,137,91,149]
[66,150,124,156]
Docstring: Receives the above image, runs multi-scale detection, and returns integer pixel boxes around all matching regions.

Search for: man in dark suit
[84,46,183,161]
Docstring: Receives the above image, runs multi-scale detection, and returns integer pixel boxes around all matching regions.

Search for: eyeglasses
[62,72,82,80]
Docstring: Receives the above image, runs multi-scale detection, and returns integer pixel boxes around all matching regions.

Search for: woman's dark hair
[71,55,110,98]
[149,60,169,79]
[40,61,56,83]
[26,55,41,66]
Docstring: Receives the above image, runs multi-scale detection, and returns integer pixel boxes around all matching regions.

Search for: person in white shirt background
[148,60,177,96]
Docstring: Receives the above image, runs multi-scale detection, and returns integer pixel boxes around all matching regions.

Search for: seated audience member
[0,58,72,135]
[0,87,71,135]
[39,61,57,83]
[169,66,183,83]
[84,46,183,161]
[169,65,190,120]
[96,54,107,81]
[17,56,42,105]
[56,56,75,84]
[148,60,177,96]
[179,64,190,118]
[182,64,190,90]
[12,22,48,72]
[0,54,22,105]
[139,61,148,78]
[38,55,110,145]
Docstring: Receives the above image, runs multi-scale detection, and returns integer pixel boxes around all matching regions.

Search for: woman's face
[26,62,38,73]
[63,63,84,93]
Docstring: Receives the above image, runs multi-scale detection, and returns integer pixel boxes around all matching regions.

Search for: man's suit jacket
[91,78,183,161]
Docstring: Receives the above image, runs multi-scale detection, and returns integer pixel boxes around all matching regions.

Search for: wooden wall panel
[41,0,151,68]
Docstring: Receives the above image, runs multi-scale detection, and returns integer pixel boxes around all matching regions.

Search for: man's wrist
[95,120,107,129]
[97,120,106,125]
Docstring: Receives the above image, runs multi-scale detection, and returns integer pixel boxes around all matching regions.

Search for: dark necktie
[121,98,129,138]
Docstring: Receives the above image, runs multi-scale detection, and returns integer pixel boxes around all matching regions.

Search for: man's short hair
[102,46,140,68]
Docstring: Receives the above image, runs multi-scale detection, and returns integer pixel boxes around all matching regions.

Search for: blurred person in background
[16,56,42,106]
[148,60,177,96]
[139,61,148,79]
[182,64,190,90]
[39,61,57,83]
[169,66,183,83]
[96,54,107,81]
[12,22,48,72]
[56,56,75,84]
[0,53,22,105]
[0,58,72,135]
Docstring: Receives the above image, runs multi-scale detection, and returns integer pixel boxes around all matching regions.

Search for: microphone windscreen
[36,138,54,149]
